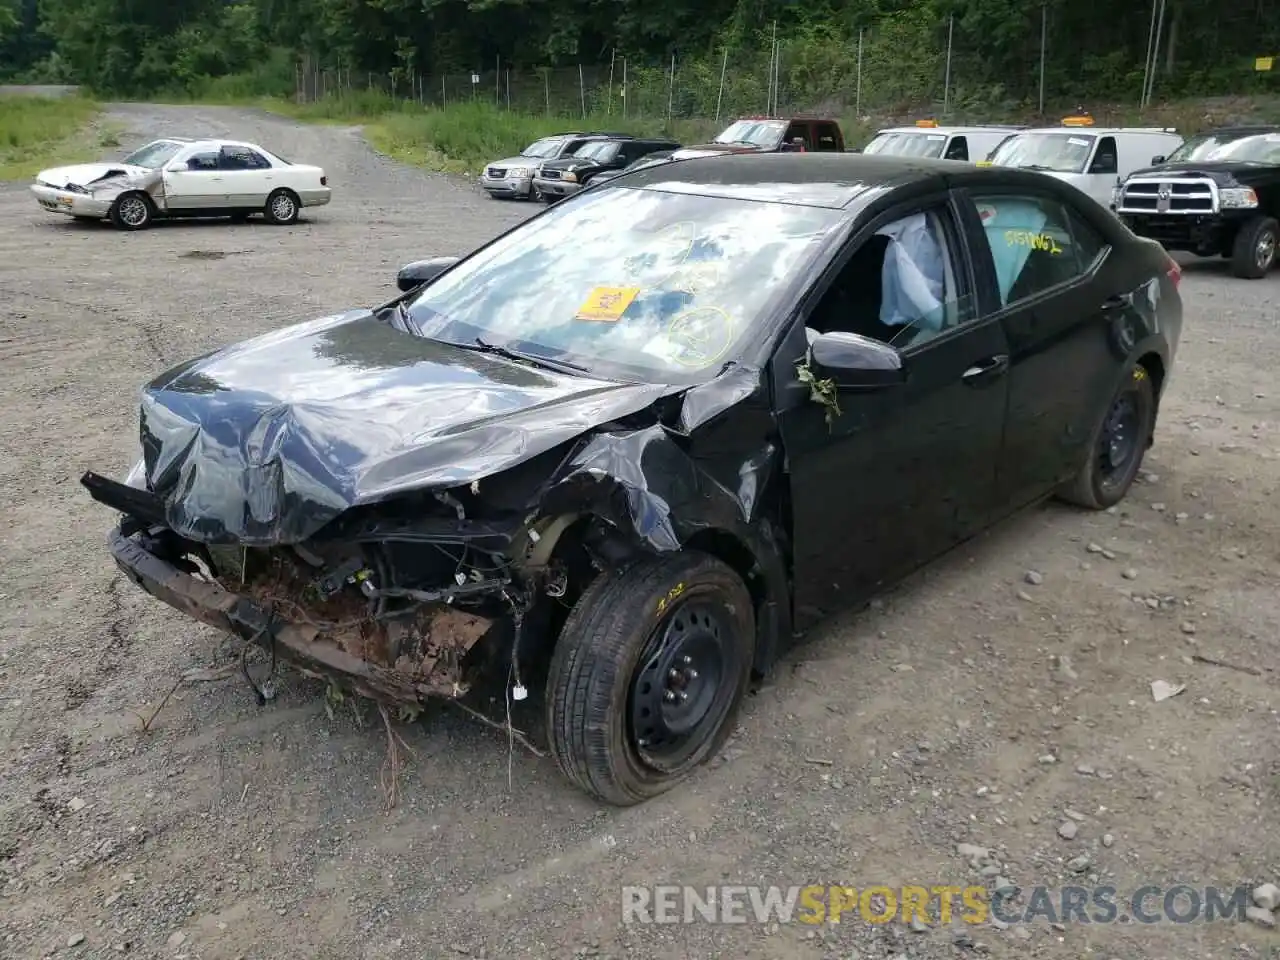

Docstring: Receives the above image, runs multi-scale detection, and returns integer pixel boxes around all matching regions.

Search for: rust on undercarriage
[214,548,494,701]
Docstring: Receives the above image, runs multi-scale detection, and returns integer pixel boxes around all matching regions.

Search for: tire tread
[545,551,752,805]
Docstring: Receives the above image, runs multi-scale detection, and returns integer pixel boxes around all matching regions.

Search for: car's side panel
[953,183,1155,510]
[162,167,224,210]
[774,191,1010,624]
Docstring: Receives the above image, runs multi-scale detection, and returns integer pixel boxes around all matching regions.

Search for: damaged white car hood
[36,162,151,189]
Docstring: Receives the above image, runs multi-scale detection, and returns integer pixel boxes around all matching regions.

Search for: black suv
[1112,125,1280,278]
[533,137,681,202]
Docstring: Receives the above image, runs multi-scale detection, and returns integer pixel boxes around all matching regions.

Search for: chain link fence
[295,7,1280,125]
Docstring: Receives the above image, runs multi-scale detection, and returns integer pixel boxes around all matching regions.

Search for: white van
[861,122,1023,163]
[986,118,1184,207]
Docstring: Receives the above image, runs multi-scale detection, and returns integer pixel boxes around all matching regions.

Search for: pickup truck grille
[1116,177,1216,215]
[541,169,562,180]
[485,166,506,179]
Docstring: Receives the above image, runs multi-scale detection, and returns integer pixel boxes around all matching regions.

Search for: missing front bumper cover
[106,528,496,706]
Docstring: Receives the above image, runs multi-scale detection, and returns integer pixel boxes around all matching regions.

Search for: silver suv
[480,132,632,201]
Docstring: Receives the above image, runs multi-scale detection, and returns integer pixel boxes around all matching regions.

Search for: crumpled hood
[139,310,671,545]
[36,162,149,189]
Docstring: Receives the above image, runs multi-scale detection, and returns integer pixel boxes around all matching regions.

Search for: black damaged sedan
[83,153,1182,805]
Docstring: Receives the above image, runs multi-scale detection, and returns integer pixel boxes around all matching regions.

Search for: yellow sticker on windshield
[575,286,640,322]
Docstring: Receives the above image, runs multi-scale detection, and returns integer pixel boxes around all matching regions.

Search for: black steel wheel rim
[628,598,738,768]
[1097,392,1139,490]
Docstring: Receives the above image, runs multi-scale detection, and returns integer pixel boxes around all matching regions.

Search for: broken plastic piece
[512,684,528,701]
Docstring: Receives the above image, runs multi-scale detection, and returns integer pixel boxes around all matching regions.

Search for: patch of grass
[258,95,720,173]
[0,94,103,180]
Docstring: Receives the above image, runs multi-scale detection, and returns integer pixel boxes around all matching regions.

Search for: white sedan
[31,137,331,230]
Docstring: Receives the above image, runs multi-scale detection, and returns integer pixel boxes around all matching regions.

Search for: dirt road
[1,104,1277,960]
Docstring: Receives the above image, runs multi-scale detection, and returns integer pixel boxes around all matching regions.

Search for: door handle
[1100,294,1130,312]
[961,354,1009,385]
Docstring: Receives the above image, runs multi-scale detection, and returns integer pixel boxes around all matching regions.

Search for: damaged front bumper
[106,526,493,706]
[31,183,112,218]
[90,469,507,708]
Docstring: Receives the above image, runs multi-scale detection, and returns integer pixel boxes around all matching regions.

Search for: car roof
[1194,125,1280,136]
[875,125,1023,135]
[732,114,840,122]
[617,152,983,208]
[181,138,271,152]
[1014,126,1179,136]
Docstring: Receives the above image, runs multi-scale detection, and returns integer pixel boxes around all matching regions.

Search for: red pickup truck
[671,115,846,159]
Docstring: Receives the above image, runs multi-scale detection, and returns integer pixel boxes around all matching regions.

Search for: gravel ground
[1,103,1278,960]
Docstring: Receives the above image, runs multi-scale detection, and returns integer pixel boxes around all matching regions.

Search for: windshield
[1173,132,1280,164]
[713,119,787,148]
[863,131,948,158]
[403,187,842,382]
[574,141,619,161]
[122,140,184,169]
[522,137,564,159]
[989,132,1096,173]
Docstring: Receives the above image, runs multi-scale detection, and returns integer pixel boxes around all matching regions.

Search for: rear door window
[945,136,969,161]
[969,192,1094,306]
[814,122,841,151]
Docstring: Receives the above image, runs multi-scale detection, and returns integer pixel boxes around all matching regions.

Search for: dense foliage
[2,0,1279,110]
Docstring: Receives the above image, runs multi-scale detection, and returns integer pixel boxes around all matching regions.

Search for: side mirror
[809,331,905,389]
[1151,154,1166,165]
[396,256,460,292]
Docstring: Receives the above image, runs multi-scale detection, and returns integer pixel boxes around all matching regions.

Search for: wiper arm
[467,337,590,375]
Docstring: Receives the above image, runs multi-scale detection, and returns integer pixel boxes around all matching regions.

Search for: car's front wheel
[546,551,754,806]
[1056,363,1156,510]
[109,192,154,230]
[1230,215,1278,279]
[263,189,300,225]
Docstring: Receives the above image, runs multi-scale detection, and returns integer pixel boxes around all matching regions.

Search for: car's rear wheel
[1229,215,1278,279]
[1056,364,1156,510]
[263,189,300,225]
[109,192,154,230]
[546,551,754,806]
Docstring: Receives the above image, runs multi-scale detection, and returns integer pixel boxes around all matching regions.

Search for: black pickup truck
[1112,125,1280,278]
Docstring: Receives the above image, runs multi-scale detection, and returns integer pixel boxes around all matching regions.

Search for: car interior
[805,210,970,351]
[1088,136,1118,174]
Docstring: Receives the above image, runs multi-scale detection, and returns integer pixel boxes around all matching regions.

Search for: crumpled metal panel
[138,310,676,545]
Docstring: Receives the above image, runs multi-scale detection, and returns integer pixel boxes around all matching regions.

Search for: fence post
[607,49,615,115]
[942,15,954,117]
[766,21,777,114]
[714,47,728,122]
[666,54,676,122]
[496,56,500,105]
[580,64,587,117]
[622,58,627,119]
[544,69,550,115]
[855,29,863,117]
[1038,4,1047,116]
[505,70,510,110]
